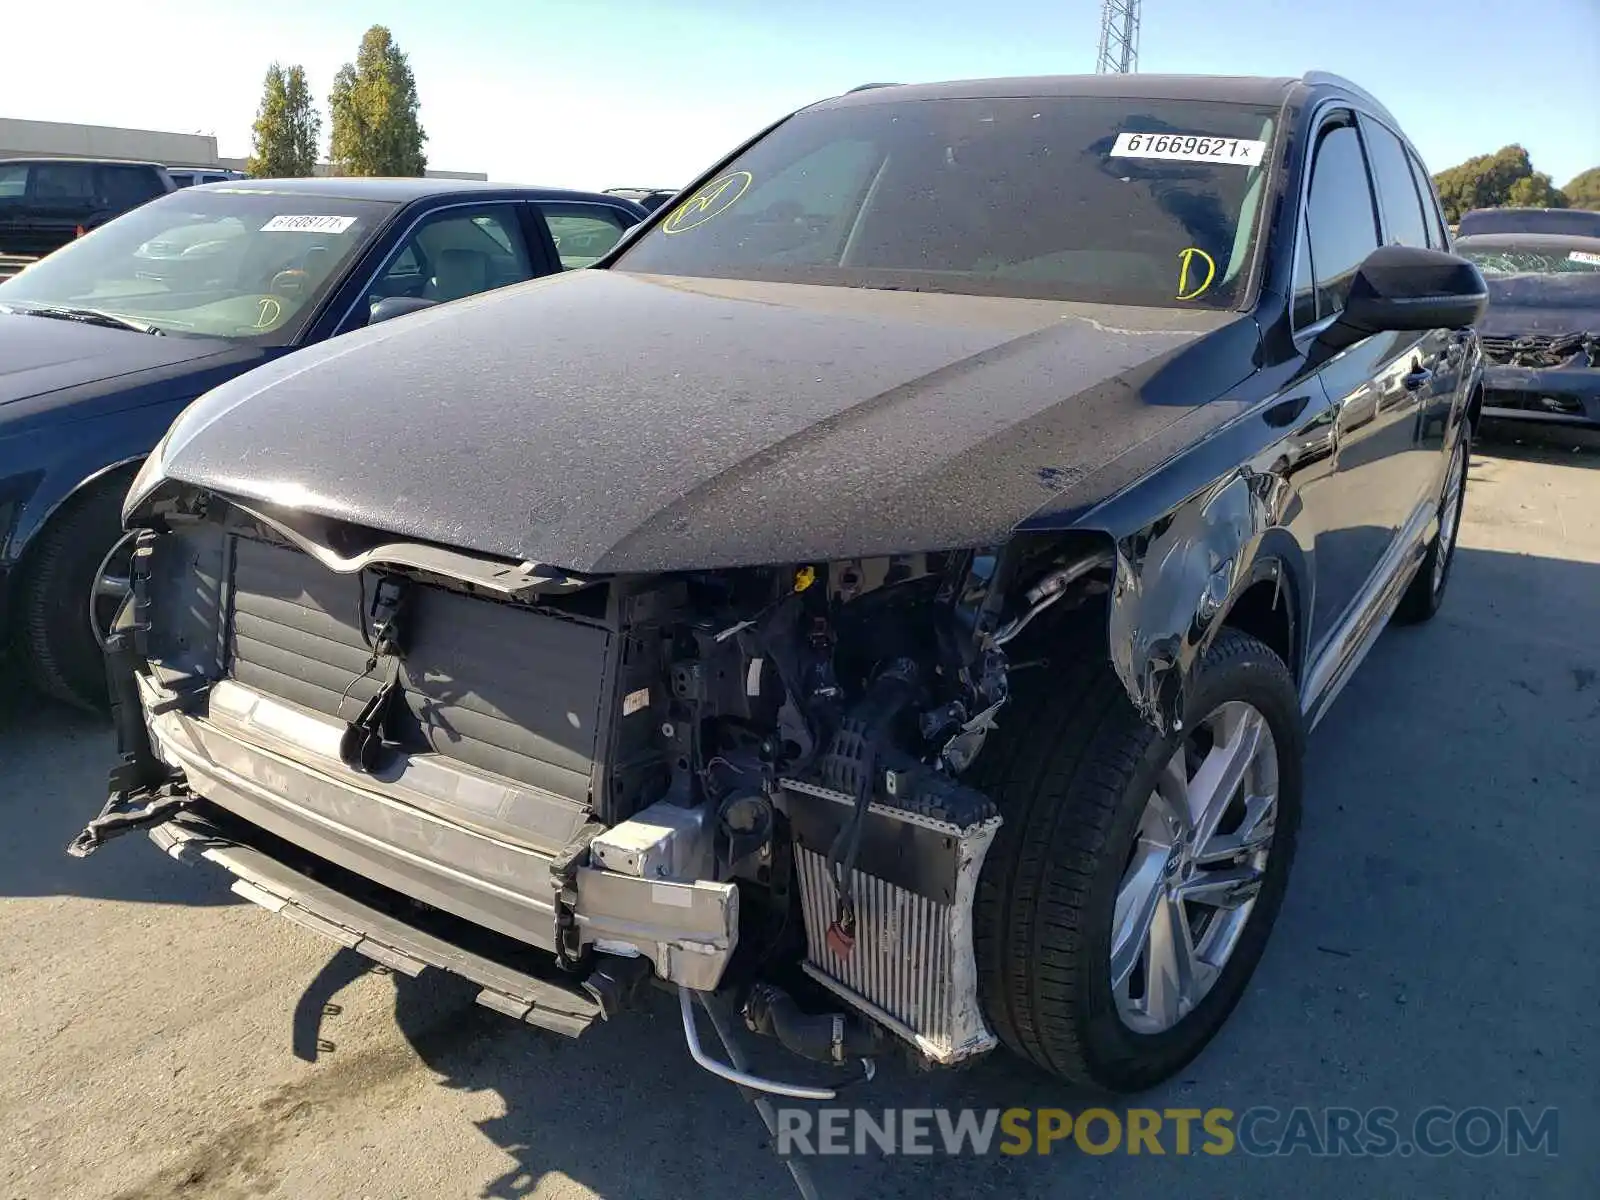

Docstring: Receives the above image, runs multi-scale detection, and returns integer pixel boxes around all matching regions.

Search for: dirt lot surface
[2,424,1596,1200]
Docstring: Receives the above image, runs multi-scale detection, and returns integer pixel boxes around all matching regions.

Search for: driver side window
[721,140,880,264]
[1297,120,1381,324]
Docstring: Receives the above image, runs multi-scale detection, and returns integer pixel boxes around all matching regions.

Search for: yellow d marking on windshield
[662,171,753,234]
[1176,247,1217,301]
[254,296,283,328]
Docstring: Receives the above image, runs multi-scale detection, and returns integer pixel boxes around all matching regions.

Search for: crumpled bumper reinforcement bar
[150,818,604,1038]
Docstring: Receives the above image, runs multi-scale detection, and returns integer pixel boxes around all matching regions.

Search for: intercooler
[783,779,1001,1065]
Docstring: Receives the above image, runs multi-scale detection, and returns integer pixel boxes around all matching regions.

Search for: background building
[0,117,486,180]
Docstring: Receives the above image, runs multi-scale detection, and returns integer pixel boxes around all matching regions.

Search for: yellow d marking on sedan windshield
[1176,247,1217,301]
[662,171,753,234]
[254,296,283,329]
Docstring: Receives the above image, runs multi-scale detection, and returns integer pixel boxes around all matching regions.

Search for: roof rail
[845,82,900,93]
[1300,71,1399,127]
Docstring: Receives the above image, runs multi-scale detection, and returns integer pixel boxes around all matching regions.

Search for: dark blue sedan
[0,177,646,708]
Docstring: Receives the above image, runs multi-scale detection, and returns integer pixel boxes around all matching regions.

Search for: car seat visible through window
[426,248,492,301]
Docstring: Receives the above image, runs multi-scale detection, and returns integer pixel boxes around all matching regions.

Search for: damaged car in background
[75,71,1488,1099]
[1454,228,1600,427]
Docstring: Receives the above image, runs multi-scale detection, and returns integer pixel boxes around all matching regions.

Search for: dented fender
[1102,468,1303,733]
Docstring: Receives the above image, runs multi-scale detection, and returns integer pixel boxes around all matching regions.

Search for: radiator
[785,780,1000,1065]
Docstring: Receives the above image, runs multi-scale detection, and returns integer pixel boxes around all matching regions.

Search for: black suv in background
[83,72,1490,1096]
[0,159,175,257]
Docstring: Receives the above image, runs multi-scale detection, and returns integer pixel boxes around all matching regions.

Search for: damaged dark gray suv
[77,72,1488,1095]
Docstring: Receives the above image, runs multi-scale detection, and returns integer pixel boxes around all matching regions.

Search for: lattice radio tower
[1095,0,1141,74]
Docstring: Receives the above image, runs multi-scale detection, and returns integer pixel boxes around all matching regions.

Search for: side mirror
[1317,245,1488,355]
[368,295,438,326]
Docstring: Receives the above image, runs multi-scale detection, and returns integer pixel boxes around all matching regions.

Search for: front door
[1291,113,1425,655]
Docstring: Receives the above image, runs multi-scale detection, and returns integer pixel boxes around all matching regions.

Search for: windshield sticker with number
[259,215,358,234]
[1175,247,1217,301]
[662,171,753,234]
[1568,250,1600,266]
[1111,132,1266,167]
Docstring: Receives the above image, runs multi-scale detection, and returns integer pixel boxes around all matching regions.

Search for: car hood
[1478,275,1600,337]
[160,270,1252,573]
[0,310,235,405]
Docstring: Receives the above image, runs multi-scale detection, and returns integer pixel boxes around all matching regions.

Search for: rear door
[1292,112,1425,654]
[1357,114,1458,505]
[1402,141,1473,464]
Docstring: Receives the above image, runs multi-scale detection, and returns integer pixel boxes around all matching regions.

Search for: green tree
[1505,172,1568,209]
[1564,167,1600,211]
[327,26,427,177]
[1432,145,1538,223]
[246,63,321,178]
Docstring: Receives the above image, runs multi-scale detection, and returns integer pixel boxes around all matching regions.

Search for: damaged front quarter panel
[1104,469,1287,733]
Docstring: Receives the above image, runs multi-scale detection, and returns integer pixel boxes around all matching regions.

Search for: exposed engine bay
[78,488,1114,1090]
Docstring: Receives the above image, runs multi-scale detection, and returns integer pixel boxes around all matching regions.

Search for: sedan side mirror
[1317,245,1488,356]
[368,295,438,326]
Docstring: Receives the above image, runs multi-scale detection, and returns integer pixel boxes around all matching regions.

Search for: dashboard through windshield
[615,95,1281,309]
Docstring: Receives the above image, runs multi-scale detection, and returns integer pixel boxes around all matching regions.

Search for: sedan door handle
[1402,367,1433,391]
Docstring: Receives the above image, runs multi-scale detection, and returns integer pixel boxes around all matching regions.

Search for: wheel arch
[1011,469,1309,735]
[7,455,144,588]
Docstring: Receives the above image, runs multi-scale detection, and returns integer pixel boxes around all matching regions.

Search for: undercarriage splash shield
[781,779,1000,1065]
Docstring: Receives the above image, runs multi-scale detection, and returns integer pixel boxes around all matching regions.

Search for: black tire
[1394,429,1470,625]
[973,627,1304,1092]
[15,475,131,710]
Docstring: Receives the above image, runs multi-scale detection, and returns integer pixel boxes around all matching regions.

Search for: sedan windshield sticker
[1111,132,1266,166]
[1569,250,1600,267]
[1175,247,1217,300]
[662,171,753,234]
[259,214,358,234]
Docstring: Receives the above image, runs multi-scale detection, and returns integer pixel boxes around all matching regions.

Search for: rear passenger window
[31,163,94,205]
[1361,121,1429,249]
[1303,123,1379,319]
[1406,151,1449,249]
[538,205,629,269]
[0,164,26,198]
[97,165,165,208]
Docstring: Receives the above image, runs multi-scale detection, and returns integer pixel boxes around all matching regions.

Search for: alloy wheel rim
[88,535,137,649]
[1111,700,1280,1035]
[1434,441,1466,593]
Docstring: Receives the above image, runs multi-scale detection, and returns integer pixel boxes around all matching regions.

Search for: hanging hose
[697,993,824,1200]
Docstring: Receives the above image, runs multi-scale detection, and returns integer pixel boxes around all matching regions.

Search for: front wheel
[974,628,1304,1092]
[15,476,133,710]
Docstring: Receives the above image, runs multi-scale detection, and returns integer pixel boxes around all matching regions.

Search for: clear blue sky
[4,0,1597,189]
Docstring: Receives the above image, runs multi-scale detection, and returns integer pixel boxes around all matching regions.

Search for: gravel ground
[2,424,1596,1200]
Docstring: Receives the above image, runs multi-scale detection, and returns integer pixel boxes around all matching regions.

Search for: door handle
[1402,367,1433,391]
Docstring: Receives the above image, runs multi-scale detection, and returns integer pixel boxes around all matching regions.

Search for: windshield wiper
[0,303,164,335]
